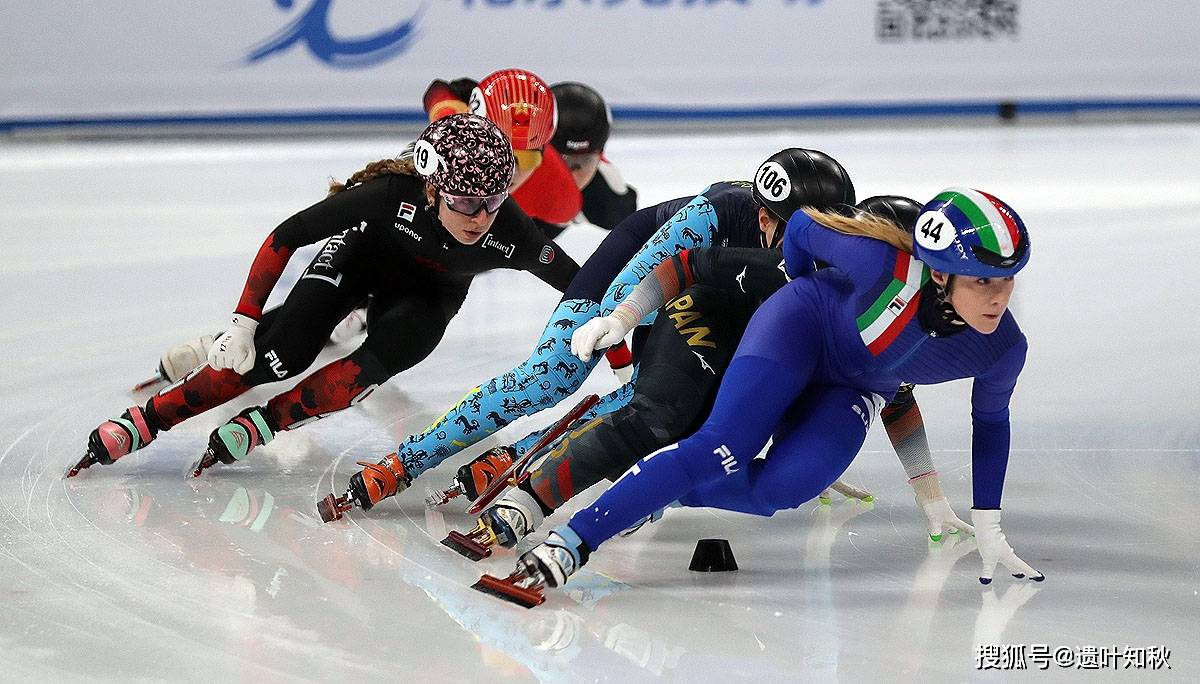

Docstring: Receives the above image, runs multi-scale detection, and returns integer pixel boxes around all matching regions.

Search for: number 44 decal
[915,211,955,251]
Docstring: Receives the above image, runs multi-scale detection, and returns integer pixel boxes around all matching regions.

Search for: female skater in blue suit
[490,187,1042,605]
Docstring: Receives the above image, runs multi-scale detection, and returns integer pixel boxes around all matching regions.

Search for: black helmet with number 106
[752,148,856,224]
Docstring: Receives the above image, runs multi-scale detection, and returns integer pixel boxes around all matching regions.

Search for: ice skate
[472,527,588,608]
[67,406,157,478]
[464,394,600,517]
[131,335,215,392]
[329,307,368,344]
[426,445,517,507]
[818,479,874,505]
[317,452,411,523]
[190,406,276,477]
[442,488,544,561]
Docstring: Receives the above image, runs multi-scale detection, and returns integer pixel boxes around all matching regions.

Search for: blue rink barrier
[3,98,1200,134]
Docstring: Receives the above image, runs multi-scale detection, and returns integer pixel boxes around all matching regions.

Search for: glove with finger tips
[570,315,630,362]
[971,508,1044,585]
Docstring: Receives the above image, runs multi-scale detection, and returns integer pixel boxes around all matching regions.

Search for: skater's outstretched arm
[504,203,581,293]
[881,384,974,541]
[572,246,786,360]
[232,180,391,321]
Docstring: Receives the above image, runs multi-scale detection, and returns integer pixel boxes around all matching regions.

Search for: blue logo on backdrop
[459,0,821,5]
[247,0,423,69]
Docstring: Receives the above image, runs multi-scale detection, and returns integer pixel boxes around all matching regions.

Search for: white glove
[909,471,973,541]
[571,316,630,362]
[207,314,259,374]
[971,508,1044,585]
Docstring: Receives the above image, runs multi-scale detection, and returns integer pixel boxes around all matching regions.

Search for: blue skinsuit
[564,211,1027,550]
[399,182,762,477]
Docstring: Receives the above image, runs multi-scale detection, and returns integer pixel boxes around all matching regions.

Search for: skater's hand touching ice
[909,471,973,541]
[208,314,258,374]
[971,508,1044,585]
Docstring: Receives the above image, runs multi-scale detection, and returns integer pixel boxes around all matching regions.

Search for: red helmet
[469,68,557,151]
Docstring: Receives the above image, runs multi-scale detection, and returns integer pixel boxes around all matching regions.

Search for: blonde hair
[327,157,419,196]
[802,207,913,253]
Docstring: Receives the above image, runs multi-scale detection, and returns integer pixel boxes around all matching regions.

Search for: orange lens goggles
[514,148,544,173]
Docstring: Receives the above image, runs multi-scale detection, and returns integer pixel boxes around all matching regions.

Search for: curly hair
[327,157,419,196]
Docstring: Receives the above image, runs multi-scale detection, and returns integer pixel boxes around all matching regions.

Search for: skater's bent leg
[398,298,602,477]
[521,285,746,512]
[152,272,364,430]
[270,290,455,431]
[680,386,881,515]
[524,391,689,513]
[566,354,807,551]
[509,377,635,457]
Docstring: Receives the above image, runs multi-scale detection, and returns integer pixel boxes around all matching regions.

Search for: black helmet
[753,148,855,223]
[549,82,611,154]
[854,195,923,230]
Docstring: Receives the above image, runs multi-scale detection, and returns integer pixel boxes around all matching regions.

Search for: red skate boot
[317,453,411,523]
[67,406,157,478]
[190,406,276,477]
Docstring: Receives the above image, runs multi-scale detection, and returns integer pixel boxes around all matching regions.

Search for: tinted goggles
[971,238,1027,269]
[514,148,544,173]
[442,191,508,217]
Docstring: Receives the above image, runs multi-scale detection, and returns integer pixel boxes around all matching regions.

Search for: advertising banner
[2,1,1197,128]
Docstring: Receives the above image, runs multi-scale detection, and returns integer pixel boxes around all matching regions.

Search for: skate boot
[442,488,544,561]
[425,445,517,507]
[329,307,368,344]
[317,453,411,523]
[131,335,214,392]
[472,527,589,608]
[818,480,874,505]
[67,406,158,478]
[190,406,276,477]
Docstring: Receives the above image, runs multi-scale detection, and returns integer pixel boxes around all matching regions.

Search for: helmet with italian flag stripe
[913,187,1030,278]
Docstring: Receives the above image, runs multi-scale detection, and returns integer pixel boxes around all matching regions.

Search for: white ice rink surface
[2,123,1198,682]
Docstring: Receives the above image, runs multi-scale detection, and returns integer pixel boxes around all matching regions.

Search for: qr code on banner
[876,0,1019,41]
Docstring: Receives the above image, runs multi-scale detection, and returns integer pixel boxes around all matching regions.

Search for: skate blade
[64,454,93,479]
[186,448,219,479]
[829,480,874,502]
[424,485,461,509]
[130,373,165,393]
[471,574,544,608]
[317,493,347,523]
[441,531,492,561]
[186,454,207,479]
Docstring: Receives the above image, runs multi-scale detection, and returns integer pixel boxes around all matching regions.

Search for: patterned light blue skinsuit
[560,210,1027,551]
[400,182,762,477]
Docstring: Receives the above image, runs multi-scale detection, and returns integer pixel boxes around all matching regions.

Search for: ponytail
[801,207,913,254]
